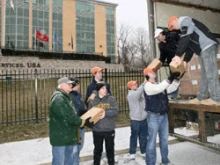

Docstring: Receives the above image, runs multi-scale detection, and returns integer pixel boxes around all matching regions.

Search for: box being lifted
[169,61,185,79]
[81,107,104,124]
[148,58,162,71]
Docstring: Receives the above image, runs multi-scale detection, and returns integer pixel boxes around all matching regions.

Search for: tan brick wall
[95,4,107,56]
[63,0,76,52]
[0,56,123,71]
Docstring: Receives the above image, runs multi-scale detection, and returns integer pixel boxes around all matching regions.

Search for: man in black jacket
[168,16,220,105]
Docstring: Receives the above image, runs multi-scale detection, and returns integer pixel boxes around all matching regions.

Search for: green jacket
[49,88,83,146]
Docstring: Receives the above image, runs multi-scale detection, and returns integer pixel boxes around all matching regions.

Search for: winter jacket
[85,78,111,105]
[88,94,119,132]
[127,83,147,121]
[176,16,219,62]
[69,90,86,116]
[49,88,83,146]
[159,30,180,65]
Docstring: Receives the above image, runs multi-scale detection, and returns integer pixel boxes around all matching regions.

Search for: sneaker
[129,154,136,160]
[188,98,200,104]
[138,151,145,157]
[200,98,220,105]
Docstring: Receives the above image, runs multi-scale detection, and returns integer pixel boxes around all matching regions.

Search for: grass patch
[0,113,130,144]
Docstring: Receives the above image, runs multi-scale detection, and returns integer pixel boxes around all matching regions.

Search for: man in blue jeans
[127,80,148,160]
[143,68,179,165]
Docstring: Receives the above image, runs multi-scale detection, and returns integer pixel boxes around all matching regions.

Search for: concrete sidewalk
[0,126,219,165]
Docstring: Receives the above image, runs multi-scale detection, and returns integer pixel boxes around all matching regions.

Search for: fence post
[34,69,39,123]
[104,68,108,82]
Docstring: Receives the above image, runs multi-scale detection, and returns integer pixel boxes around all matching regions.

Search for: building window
[5,0,29,50]
[106,6,115,63]
[52,0,63,52]
[76,1,95,53]
[32,1,50,51]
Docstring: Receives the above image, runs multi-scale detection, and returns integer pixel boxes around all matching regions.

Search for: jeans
[93,130,115,165]
[197,44,220,101]
[168,88,179,100]
[52,145,79,165]
[129,119,148,154]
[146,112,169,165]
[78,128,85,156]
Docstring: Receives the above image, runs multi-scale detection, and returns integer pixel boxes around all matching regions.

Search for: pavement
[0,126,220,165]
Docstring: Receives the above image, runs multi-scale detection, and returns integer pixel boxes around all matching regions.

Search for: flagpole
[15,0,17,49]
[3,0,6,48]
[35,29,37,50]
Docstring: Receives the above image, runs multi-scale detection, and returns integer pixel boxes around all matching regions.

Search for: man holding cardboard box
[143,68,179,165]
[88,81,119,165]
[168,16,220,105]
[49,77,94,165]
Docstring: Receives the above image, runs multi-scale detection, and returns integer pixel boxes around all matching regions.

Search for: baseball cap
[143,68,154,76]
[91,67,104,75]
[154,28,163,38]
[127,81,137,89]
[168,16,178,31]
[58,77,74,85]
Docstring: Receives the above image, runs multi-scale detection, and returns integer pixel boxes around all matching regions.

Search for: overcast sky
[102,0,149,30]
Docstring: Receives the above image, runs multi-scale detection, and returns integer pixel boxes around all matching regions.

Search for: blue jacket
[69,90,86,116]
[85,78,111,106]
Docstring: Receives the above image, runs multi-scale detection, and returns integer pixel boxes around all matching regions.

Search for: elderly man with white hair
[49,77,94,165]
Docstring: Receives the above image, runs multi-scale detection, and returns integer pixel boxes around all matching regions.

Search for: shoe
[200,98,220,105]
[188,98,200,104]
[138,151,145,157]
[129,154,135,160]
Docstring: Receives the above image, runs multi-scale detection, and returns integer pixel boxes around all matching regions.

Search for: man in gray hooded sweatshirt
[127,80,148,160]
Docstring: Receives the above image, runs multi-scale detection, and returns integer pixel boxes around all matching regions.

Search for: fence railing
[0,69,143,126]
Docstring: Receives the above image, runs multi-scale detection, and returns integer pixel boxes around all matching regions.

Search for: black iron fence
[0,69,143,126]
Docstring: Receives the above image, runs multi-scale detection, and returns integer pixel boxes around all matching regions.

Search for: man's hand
[172,55,183,65]
[168,72,181,83]
[183,61,187,70]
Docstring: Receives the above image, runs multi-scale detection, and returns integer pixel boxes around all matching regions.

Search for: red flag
[36,29,49,42]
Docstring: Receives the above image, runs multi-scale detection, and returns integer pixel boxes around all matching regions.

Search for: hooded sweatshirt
[88,94,119,132]
[127,83,147,121]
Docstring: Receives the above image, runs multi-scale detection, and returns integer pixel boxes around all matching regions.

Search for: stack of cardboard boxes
[179,46,220,97]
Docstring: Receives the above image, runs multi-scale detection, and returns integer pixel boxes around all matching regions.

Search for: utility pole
[146,0,156,58]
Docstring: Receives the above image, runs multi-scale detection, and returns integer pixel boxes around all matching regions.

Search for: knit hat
[127,81,137,90]
[58,77,74,85]
[96,81,106,91]
[91,67,104,75]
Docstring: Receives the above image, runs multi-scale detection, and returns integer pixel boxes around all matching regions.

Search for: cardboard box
[169,61,185,79]
[81,107,104,124]
[148,58,162,71]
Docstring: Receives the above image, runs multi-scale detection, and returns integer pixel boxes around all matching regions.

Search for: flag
[71,33,73,50]
[10,0,15,11]
[36,29,49,42]
[53,32,62,46]
[36,40,44,48]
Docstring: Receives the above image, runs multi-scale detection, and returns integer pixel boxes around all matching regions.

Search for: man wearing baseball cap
[168,16,220,105]
[154,28,180,65]
[127,80,147,160]
[49,77,94,165]
[143,68,180,165]
[85,67,111,105]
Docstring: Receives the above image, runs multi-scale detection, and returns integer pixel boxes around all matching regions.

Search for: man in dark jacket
[85,67,111,106]
[69,78,87,157]
[89,81,119,165]
[49,77,93,165]
[168,16,220,105]
[154,28,180,65]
